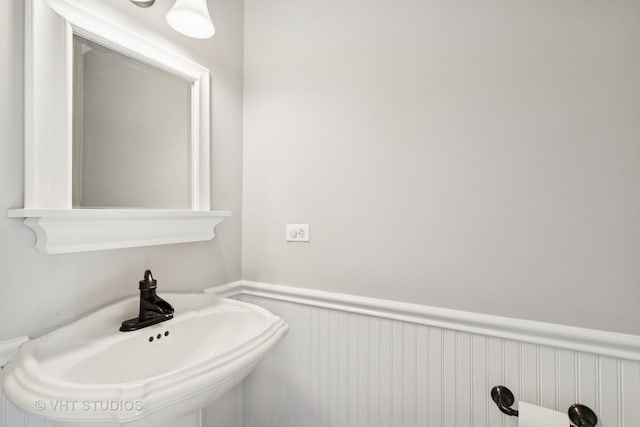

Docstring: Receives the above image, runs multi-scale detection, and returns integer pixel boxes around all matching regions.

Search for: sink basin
[1,293,288,426]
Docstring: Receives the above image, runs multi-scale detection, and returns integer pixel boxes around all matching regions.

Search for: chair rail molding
[206,281,640,361]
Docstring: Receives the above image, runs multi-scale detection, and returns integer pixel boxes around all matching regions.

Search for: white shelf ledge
[8,209,231,254]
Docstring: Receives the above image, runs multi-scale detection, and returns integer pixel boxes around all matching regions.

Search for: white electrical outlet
[286,224,310,242]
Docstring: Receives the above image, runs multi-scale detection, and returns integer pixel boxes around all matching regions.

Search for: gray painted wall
[0,0,244,340]
[242,0,640,334]
[2,0,639,342]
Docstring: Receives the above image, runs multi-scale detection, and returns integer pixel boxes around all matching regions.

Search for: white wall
[242,0,640,334]
[0,0,244,341]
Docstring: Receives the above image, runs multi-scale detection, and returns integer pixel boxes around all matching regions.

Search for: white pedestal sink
[1,293,288,426]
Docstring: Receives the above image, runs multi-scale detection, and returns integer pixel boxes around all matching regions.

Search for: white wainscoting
[226,282,640,427]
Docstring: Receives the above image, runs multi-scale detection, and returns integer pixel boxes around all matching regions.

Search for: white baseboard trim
[206,280,640,361]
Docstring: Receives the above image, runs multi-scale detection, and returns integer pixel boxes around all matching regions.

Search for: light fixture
[130,0,156,7]
[129,0,215,39]
[166,0,216,39]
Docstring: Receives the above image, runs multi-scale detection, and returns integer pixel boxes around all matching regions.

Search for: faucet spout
[120,270,174,332]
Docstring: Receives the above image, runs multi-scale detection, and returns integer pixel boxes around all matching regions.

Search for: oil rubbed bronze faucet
[120,270,174,332]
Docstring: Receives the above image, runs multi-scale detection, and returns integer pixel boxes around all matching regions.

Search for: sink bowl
[1,293,288,426]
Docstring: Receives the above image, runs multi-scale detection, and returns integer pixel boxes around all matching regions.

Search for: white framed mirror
[9,0,230,254]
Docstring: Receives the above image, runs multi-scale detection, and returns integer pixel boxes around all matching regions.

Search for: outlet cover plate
[286,224,310,242]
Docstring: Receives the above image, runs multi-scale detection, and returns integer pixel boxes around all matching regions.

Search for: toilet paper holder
[491,385,598,427]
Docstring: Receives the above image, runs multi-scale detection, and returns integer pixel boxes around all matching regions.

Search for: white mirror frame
[9,0,230,254]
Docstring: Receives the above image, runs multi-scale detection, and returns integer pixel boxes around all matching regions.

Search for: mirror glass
[72,35,192,209]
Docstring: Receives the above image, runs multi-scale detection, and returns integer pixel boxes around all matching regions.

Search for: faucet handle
[139,270,157,290]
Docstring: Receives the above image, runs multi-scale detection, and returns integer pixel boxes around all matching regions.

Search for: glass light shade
[130,0,156,8]
[166,0,215,39]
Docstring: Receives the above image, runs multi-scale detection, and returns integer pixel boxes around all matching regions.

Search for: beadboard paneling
[238,293,640,427]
